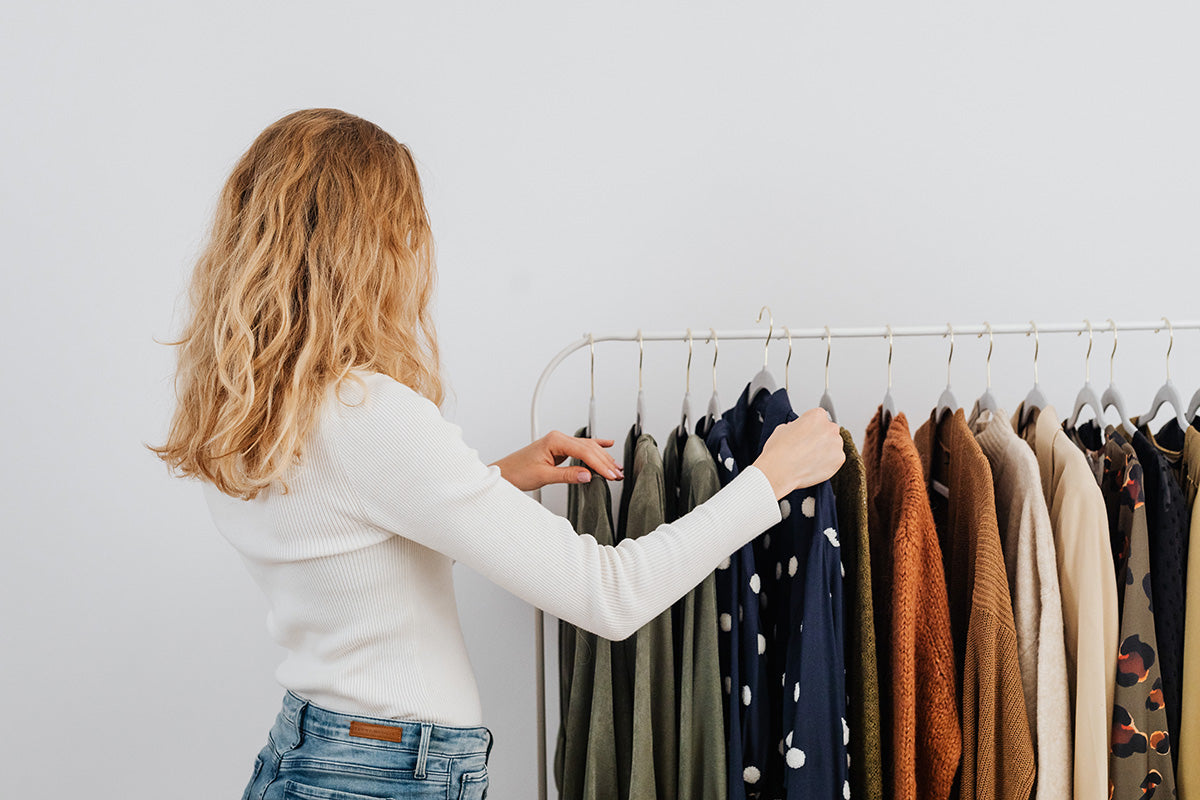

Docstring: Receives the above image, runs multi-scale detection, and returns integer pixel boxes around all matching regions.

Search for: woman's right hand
[753,408,846,500]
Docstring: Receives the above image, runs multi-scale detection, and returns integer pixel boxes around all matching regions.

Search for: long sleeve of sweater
[327,373,784,641]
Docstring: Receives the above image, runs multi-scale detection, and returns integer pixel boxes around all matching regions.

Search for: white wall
[3,2,1198,798]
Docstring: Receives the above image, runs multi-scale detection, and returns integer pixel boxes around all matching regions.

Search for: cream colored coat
[1013,404,1118,800]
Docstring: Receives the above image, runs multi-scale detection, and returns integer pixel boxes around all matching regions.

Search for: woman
[152,108,845,800]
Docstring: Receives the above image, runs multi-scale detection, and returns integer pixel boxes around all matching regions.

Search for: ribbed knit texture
[970,407,1072,800]
[203,371,782,726]
[863,409,961,800]
[915,409,1036,800]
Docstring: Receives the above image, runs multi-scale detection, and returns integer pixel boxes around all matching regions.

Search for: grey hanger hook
[783,326,793,392]
[685,328,693,393]
[1155,316,1175,381]
[978,321,994,389]
[824,325,833,392]
[945,323,955,387]
[588,333,596,399]
[636,329,644,392]
[886,324,894,390]
[1027,321,1041,384]
[706,327,718,387]
[1108,318,1119,383]
[756,305,773,368]
[1081,319,1094,383]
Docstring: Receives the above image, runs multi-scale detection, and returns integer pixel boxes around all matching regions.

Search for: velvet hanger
[881,325,897,426]
[818,326,838,423]
[633,329,646,437]
[1140,317,1189,431]
[1018,321,1049,428]
[679,328,694,439]
[934,323,959,422]
[1066,319,1105,430]
[1100,318,1137,436]
[699,327,721,438]
[972,321,1001,417]
[746,305,778,403]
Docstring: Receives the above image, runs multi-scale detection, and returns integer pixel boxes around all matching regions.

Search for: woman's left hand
[490,430,623,492]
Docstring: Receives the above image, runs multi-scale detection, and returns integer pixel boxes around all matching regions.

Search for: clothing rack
[526,317,1200,800]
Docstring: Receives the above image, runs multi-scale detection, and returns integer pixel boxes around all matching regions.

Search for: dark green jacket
[663,425,728,800]
[616,425,678,800]
[556,426,621,800]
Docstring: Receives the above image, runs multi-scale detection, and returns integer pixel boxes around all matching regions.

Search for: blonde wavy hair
[151,108,444,500]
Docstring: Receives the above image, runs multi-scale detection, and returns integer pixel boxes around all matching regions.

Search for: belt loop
[414,722,433,779]
[485,727,494,762]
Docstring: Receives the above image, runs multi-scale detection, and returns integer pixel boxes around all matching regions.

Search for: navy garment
[704,384,849,800]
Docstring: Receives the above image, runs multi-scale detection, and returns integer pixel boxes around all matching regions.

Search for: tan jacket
[915,409,1035,800]
[1014,403,1118,800]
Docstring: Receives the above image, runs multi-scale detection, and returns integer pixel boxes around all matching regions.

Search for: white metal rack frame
[526,318,1200,800]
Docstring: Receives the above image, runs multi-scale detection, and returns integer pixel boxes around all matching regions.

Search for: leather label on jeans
[348,720,403,743]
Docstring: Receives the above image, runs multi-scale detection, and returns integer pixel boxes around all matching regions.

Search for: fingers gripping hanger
[973,322,1000,416]
[633,329,647,437]
[819,326,838,423]
[881,325,897,425]
[747,305,779,401]
[1101,318,1137,436]
[587,333,598,437]
[679,328,694,436]
[935,323,959,421]
[1019,321,1049,428]
[1142,317,1189,430]
[1066,319,1105,429]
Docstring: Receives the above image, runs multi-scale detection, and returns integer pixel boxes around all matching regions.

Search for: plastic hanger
[973,321,1000,416]
[586,333,598,437]
[881,325,897,425]
[701,327,721,436]
[679,328,694,436]
[746,305,778,401]
[1140,317,1189,431]
[633,329,647,437]
[1066,319,1105,430]
[819,326,838,423]
[1100,318,1137,436]
[934,323,959,421]
[1019,321,1049,428]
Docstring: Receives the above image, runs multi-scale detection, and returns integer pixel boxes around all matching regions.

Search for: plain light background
[3,2,1199,798]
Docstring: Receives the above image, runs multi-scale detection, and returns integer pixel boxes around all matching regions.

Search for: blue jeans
[241,690,494,800]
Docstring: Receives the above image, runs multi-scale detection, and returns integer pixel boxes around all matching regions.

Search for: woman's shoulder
[321,369,445,442]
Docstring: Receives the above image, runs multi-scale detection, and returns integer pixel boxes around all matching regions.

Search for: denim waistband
[277,690,493,760]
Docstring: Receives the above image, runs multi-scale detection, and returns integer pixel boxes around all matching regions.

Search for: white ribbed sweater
[204,371,783,725]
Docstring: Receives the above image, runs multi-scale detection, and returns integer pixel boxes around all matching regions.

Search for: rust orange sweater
[915,409,1037,800]
[864,409,961,800]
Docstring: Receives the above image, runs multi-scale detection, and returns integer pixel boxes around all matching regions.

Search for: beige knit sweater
[969,406,1072,800]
